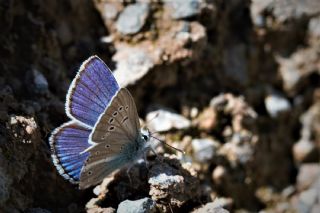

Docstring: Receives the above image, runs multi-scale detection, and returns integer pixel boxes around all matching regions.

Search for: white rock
[192,138,219,162]
[113,47,154,87]
[146,109,191,132]
[265,93,291,117]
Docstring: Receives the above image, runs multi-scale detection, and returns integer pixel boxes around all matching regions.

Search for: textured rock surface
[1,0,320,212]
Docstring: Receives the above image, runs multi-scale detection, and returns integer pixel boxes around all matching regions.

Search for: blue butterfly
[49,56,154,189]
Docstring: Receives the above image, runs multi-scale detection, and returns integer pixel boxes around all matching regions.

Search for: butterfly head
[140,127,151,142]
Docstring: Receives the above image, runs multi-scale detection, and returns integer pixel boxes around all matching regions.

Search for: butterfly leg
[126,165,133,185]
[143,151,150,171]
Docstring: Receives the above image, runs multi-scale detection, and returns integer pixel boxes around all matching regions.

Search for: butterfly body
[49,56,152,189]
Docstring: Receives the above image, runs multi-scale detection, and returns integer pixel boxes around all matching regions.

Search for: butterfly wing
[79,88,141,189]
[49,121,91,183]
[66,55,120,128]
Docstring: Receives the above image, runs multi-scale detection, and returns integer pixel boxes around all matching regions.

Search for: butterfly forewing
[79,88,141,189]
[90,88,140,144]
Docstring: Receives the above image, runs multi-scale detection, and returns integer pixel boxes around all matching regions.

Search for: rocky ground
[0,0,319,212]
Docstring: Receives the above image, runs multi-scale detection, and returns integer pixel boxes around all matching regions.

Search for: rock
[272,0,320,22]
[293,139,317,163]
[194,107,217,131]
[296,164,320,191]
[308,16,320,39]
[148,156,199,210]
[218,133,254,165]
[146,109,191,132]
[26,69,49,95]
[116,3,150,35]
[276,48,320,93]
[117,198,156,213]
[264,93,291,118]
[192,202,230,213]
[113,47,154,87]
[250,0,273,27]
[101,3,120,20]
[87,207,115,213]
[251,0,320,24]
[9,115,38,143]
[297,188,319,213]
[191,138,220,163]
[212,166,226,185]
[165,0,201,19]
[210,93,257,132]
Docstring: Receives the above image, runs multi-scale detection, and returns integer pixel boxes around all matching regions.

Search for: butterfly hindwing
[66,56,120,128]
[79,88,141,189]
[49,121,91,183]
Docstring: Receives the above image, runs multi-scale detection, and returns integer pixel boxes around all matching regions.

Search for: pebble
[296,164,320,191]
[192,138,219,162]
[116,3,150,35]
[293,139,316,163]
[146,109,191,132]
[192,202,230,213]
[264,93,291,118]
[117,198,156,213]
[166,0,201,19]
[31,69,49,95]
[113,47,154,87]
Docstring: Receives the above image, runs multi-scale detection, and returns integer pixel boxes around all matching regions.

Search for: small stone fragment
[265,93,291,118]
[194,107,217,131]
[117,198,156,213]
[293,139,317,163]
[165,0,201,20]
[146,109,191,132]
[113,47,154,87]
[296,164,320,191]
[192,202,230,213]
[116,3,150,35]
[191,138,219,163]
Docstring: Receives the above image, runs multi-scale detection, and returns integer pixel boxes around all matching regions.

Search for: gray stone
[191,138,219,163]
[293,139,316,163]
[166,0,201,19]
[264,93,291,118]
[308,16,320,38]
[29,69,49,95]
[146,109,191,132]
[116,3,149,35]
[113,47,154,87]
[252,0,320,23]
[192,202,230,213]
[296,164,320,191]
[148,173,184,188]
[117,198,156,213]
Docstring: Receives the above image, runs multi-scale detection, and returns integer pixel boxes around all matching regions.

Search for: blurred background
[0,0,319,212]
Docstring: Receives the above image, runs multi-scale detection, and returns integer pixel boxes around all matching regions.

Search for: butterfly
[49,56,159,189]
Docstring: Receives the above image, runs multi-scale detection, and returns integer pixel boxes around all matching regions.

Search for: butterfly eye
[143,135,148,141]
[105,144,110,149]
[88,171,92,175]
[125,106,129,110]
[118,106,123,111]
[108,118,114,124]
[108,126,115,131]
[113,111,118,117]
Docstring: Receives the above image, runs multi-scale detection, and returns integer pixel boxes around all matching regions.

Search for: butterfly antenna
[150,136,185,154]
